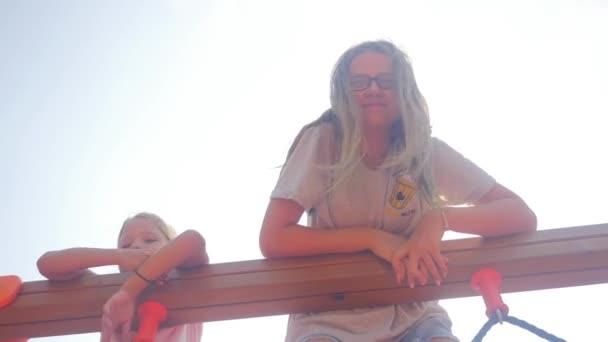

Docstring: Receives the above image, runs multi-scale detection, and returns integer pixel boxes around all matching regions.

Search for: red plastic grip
[470,268,509,318]
[0,275,22,309]
[0,276,27,341]
[134,301,168,342]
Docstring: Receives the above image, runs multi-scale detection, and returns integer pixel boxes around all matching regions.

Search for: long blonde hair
[286,40,437,204]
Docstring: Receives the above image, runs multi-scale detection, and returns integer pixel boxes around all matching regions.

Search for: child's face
[117,218,169,254]
[349,51,399,129]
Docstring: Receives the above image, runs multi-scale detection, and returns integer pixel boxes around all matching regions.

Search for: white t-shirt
[154,323,202,342]
[271,122,495,341]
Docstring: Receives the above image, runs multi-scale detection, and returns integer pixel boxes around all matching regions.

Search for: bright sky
[1,0,607,341]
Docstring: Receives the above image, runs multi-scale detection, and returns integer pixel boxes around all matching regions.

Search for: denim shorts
[398,316,458,342]
[299,316,458,342]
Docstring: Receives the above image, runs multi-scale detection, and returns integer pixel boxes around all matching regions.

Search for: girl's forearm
[37,248,122,280]
[260,224,382,258]
[444,198,537,237]
[121,230,208,298]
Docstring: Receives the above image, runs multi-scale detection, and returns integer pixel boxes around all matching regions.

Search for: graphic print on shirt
[384,169,418,222]
[389,171,417,209]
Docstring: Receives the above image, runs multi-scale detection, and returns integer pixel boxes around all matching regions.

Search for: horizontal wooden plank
[2,266,606,339]
[20,223,608,295]
[1,224,607,339]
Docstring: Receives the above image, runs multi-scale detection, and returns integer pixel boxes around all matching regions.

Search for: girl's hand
[392,209,448,287]
[370,230,409,264]
[100,289,136,342]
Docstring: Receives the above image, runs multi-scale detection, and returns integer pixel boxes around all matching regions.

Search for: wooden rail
[1,223,607,339]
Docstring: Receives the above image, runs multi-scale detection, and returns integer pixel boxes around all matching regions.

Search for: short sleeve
[271,124,333,211]
[432,138,496,205]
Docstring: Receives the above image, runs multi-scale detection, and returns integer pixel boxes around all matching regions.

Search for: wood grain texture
[1,223,606,339]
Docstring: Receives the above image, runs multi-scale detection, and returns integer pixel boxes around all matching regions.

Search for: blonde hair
[118,212,177,244]
[286,40,437,204]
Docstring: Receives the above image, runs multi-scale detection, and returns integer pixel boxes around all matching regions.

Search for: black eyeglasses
[349,74,396,91]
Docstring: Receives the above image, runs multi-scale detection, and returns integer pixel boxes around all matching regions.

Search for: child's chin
[364,112,393,127]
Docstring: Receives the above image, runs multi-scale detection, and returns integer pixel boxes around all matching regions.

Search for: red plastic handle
[134,301,168,342]
[0,275,23,309]
[0,276,27,341]
[470,268,509,318]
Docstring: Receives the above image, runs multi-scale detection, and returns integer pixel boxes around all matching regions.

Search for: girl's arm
[101,230,209,341]
[441,182,537,237]
[260,198,403,261]
[119,229,208,298]
[36,248,148,281]
[394,183,536,287]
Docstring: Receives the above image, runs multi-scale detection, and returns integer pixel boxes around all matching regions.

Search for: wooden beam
[1,223,607,339]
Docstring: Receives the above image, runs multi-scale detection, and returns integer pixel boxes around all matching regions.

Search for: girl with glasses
[260,40,536,342]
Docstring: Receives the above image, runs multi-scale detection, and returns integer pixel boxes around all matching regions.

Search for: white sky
[1,0,607,341]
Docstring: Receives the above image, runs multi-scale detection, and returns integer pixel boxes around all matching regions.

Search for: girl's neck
[361,126,391,168]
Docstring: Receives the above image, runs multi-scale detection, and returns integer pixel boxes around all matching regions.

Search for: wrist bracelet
[134,269,154,284]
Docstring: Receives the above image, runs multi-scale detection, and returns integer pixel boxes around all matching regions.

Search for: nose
[130,239,145,249]
[365,79,382,95]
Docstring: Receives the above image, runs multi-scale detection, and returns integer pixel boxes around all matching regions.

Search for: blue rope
[472,312,567,342]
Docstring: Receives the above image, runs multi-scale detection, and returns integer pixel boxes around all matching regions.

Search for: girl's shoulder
[285,117,337,163]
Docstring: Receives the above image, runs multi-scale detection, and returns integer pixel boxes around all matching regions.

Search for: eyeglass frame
[349,73,396,91]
